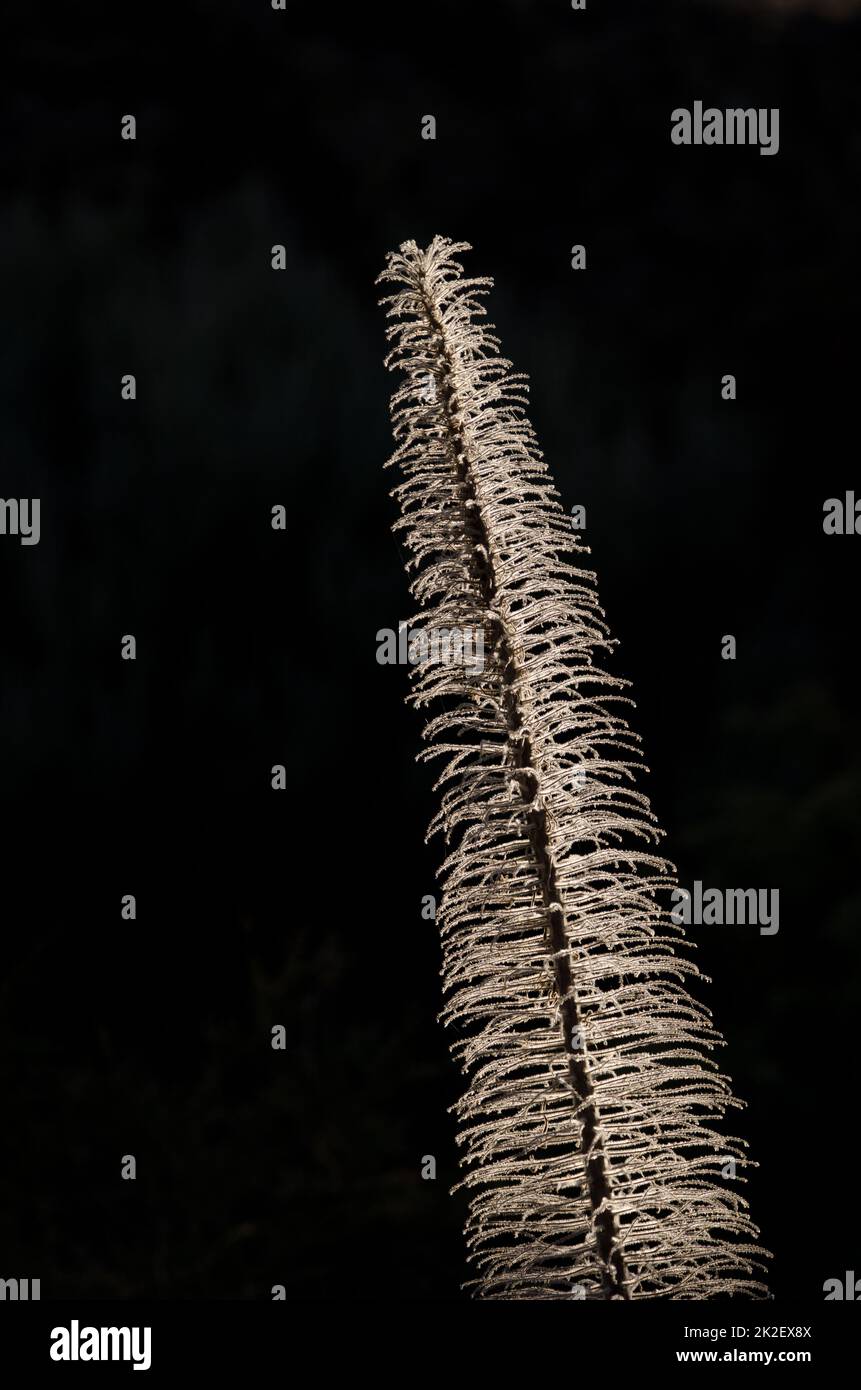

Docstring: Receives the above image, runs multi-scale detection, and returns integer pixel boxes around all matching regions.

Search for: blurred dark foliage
[0,0,859,1298]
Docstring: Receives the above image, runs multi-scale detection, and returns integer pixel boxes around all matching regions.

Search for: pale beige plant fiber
[377,235,769,1300]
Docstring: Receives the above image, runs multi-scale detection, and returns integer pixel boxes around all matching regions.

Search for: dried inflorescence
[377,235,769,1300]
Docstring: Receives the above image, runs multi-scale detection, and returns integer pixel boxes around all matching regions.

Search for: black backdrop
[1,0,859,1300]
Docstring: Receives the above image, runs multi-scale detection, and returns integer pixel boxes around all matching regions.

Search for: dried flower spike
[377,236,769,1300]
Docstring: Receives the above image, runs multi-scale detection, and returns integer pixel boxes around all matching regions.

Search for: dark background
[1,0,859,1300]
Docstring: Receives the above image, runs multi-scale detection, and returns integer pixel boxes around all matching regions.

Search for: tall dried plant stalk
[377,236,769,1300]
